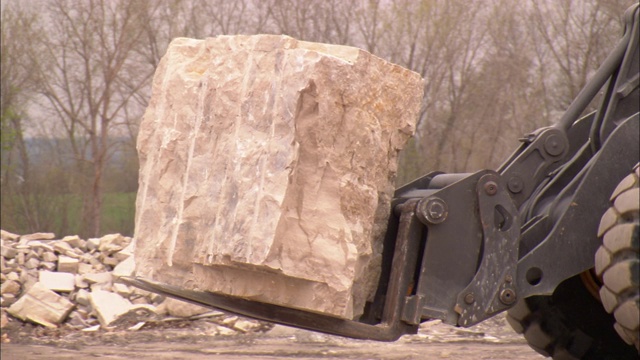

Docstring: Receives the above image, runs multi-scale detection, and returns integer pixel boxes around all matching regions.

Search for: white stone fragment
[20,232,56,242]
[86,238,101,251]
[0,280,21,295]
[75,289,91,306]
[163,297,211,318]
[83,272,113,285]
[62,235,86,250]
[89,290,133,327]
[0,229,19,241]
[39,271,75,293]
[99,234,127,254]
[7,282,74,326]
[112,256,135,278]
[57,255,80,274]
[113,283,132,297]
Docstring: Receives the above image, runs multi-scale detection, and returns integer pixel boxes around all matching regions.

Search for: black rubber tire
[506,275,637,359]
[595,164,640,351]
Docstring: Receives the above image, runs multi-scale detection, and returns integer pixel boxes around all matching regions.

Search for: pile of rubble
[0,229,267,335]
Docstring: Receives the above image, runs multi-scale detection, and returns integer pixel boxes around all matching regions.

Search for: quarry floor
[1,314,545,360]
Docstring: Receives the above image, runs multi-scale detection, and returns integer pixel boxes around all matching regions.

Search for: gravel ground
[1,313,546,359]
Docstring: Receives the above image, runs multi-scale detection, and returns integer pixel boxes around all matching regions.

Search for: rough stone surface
[134,34,424,319]
[2,231,266,334]
[58,255,79,274]
[0,280,21,296]
[1,230,19,241]
[39,271,75,293]
[112,256,135,278]
[20,233,55,242]
[163,297,211,318]
[7,282,74,326]
[89,290,132,327]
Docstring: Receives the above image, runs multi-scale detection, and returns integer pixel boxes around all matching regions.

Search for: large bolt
[507,176,523,194]
[484,181,498,196]
[464,293,475,304]
[544,134,564,156]
[418,197,448,224]
[499,288,517,305]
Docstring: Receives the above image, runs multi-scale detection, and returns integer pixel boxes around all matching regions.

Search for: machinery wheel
[595,163,640,351]
[506,275,636,359]
[507,164,640,359]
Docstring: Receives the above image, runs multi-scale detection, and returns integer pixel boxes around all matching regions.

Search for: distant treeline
[1,0,634,237]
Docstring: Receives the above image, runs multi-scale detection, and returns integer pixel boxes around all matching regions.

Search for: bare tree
[0,3,55,233]
[32,0,151,237]
[528,0,635,114]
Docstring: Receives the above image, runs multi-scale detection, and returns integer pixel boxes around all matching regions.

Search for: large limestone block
[135,35,424,319]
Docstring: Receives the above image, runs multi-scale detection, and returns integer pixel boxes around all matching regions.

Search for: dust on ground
[1,312,546,359]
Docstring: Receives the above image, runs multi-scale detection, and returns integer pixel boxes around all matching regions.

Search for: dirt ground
[1,313,546,359]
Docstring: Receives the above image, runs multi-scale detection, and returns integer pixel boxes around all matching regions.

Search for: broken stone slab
[0,280,21,296]
[113,283,133,297]
[0,229,19,241]
[77,262,93,275]
[99,234,127,254]
[16,252,25,265]
[23,258,39,270]
[75,289,90,306]
[1,294,17,307]
[112,256,135,278]
[89,290,133,327]
[234,319,262,333]
[86,238,101,251]
[134,34,423,319]
[6,272,19,281]
[41,251,58,263]
[19,270,38,292]
[163,297,211,318]
[75,274,89,288]
[52,241,73,254]
[7,282,74,326]
[40,262,57,271]
[1,245,17,259]
[101,255,119,267]
[57,255,79,274]
[62,235,86,250]
[83,272,113,285]
[39,271,75,292]
[20,232,56,242]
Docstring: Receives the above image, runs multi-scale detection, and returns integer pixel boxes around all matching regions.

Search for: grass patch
[0,192,136,237]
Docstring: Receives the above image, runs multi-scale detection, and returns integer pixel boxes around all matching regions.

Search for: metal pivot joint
[417,197,448,224]
[454,173,520,326]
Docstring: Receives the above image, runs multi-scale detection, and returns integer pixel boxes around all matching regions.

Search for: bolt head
[464,293,475,304]
[484,181,498,195]
[418,197,448,225]
[428,202,445,219]
[499,289,517,305]
[507,177,523,194]
[544,134,564,156]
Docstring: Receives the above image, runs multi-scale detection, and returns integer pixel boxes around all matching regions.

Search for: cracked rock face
[135,35,424,319]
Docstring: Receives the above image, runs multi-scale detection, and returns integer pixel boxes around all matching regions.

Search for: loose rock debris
[0,229,524,349]
[0,229,271,342]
